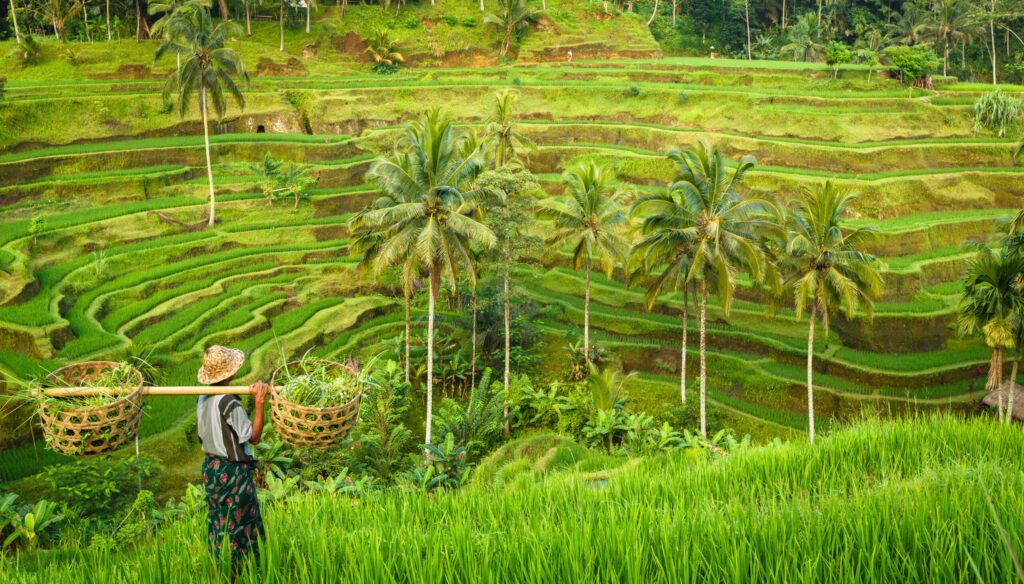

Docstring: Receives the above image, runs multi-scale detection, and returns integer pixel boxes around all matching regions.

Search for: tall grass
[3,416,1022,583]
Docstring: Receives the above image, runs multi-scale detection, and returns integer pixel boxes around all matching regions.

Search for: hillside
[2,12,1024,488]
[3,416,1023,582]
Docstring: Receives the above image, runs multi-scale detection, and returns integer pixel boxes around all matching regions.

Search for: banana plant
[254,439,295,486]
[4,500,63,549]
[304,468,373,495]
[259,473,301,503]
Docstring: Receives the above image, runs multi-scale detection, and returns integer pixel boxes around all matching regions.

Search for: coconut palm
[958,246,1024,422]
[539,161,628,366]
[665,139,779,437]
[779,181,882,444]
[364,28,405,72]
[354,109,498,447]
[303,0,316,33]
[156,4,248,228]
[629,190,697,405]
[484,0,541,58]
[925,0,970,76]
[482,89,535,168]
[37,0,83,42]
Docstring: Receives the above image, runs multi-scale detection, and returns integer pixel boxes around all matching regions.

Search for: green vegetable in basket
[277,358,359,408]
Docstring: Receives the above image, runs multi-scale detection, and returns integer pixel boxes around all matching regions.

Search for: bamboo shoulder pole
[36,386,272,398]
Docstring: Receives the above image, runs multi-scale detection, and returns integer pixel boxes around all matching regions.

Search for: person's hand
[249,382,270,403]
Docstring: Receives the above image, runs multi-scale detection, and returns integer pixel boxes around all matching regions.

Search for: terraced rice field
[2,52,1020,484]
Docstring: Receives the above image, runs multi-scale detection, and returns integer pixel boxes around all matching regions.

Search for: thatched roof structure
[983,382,1024,421]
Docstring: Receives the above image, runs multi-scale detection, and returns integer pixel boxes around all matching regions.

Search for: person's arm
[248,382,269,446]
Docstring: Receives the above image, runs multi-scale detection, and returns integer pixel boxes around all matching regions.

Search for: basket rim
[41,361,145,416]
[270,358,363,414]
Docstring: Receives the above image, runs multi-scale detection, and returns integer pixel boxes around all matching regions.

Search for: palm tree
[38,0,83,42]
[958,246,1024,421]
[156,4,248,228]
[484,0,541,58]
[780,181,882,444]
[149,0,190,78]
[925,0,970,76]
[364,28,405,71]
[303,0,317,33]
[354,109,498,447]
[482,89,535,168]
[629,190,697,405]
[665,139,779,437]
[539,161,628,365]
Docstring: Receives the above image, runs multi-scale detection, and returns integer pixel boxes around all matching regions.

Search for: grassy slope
[3,416,1023,583]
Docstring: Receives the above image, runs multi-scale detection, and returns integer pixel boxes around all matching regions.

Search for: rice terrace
[1,0,1024,581]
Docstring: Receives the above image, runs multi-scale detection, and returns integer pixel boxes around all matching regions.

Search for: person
[566,49,573,63]
[196,345,270,577]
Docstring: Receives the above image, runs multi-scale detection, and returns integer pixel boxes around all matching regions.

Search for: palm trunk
[470,290,477,390]
[404,286,411,383]
[989,349,1004,419]
[503,258,511,437]
[218,0,229,21]
[10,0,21,43]
[105,0,111,41]
[135,0,141,40]
[279,2,285,52]
[479,0,484,12]
[425,268,439,446]
[943,42,948,77]
[807,304,817,445]
[961,39,966,71]
[699,279,708,437]
[245,0,251,35]
[646,0,659,26]
[744,0,751,60]
[305,4,310,34]
[584,257,591,365]
[201,87,217,228]
[1007,344,1020,424]
[990,17,998,85]
[781,0,786,30]
[341,0,346,18]
[84,4,91,42]
[816,0,822,30]
[680,289,688,404]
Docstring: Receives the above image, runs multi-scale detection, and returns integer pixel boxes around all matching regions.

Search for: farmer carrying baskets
[196,345,270,575]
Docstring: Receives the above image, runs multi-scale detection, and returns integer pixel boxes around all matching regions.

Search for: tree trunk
[744,0,751,60]
[584,257,591,365]
[646,0,659,26]
[1007,344,1020,424]
[245,0,251,35]
[218,0,229,21]
[136,0,141,41]
[816,0,822,30]
[679,289,687,404]
[479,0,484,12]
[699,279,707,437]
[943,42,948,77]
[990,17,998,85]
[672,0,678,25]
[84,3,91,42]
[53,17,61,42]
[305,3,310,34]
[471,290,477,390]
[10,0,21,43]
[781,0,786,30]
[106,0,111,41]
[425,268,439,446]
[201,87,217,228]
[341,0,346,18]
[404,286,411,383]
[503,259,511,437]
[807,304,816,445]
[280,2,285,52]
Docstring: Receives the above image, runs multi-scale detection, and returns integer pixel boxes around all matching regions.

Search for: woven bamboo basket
[269,359,363,449]
[38,361,145,457]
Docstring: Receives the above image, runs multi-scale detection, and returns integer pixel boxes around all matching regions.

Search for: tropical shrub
[352,360,414,482]
[972,90,1023,137]
[43,455,159,520]
[434,369,505,462]
[365,29,405,74]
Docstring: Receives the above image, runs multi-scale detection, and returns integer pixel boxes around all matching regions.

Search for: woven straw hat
[197,346,245,385]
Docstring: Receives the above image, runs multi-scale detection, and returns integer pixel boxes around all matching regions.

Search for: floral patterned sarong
[202,454,265,568]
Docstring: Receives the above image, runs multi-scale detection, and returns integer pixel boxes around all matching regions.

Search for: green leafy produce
[276,357,360,409]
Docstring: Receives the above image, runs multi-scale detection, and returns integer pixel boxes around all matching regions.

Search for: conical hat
[197,346,245,385]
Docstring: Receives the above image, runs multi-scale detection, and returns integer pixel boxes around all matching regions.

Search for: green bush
[43,455,159,520]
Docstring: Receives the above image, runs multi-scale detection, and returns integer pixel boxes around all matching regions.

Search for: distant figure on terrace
[567,49,573,63]
[196,345,270,578]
